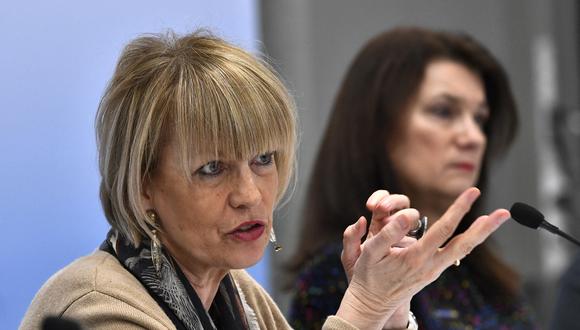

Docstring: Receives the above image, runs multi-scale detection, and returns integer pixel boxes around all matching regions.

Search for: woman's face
[389,59,489,201]
[142,140,279,274]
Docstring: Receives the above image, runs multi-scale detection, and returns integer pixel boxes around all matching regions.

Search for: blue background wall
[0,1,268,328]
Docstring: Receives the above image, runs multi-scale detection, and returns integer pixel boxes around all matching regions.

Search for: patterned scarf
[100,229,255,330]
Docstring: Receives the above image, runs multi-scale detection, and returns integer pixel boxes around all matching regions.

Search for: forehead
[164,132,279,163]
[418,59,485,105]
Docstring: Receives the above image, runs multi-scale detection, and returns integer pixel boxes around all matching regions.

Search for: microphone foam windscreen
[510,202,545,229]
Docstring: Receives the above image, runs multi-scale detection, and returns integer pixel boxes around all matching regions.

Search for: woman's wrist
[383,311,418,330]
[336,287,392,330]
[382,302,410,329]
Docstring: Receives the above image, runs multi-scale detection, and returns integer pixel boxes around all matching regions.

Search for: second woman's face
[143,140,279,275]
[389,59,489,201]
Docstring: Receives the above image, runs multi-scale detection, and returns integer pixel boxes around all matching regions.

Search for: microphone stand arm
[540,220,580,247]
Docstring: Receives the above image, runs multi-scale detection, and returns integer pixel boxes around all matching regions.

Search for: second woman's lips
[453,162,475,171]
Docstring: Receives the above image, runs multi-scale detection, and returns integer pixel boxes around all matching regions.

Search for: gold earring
[147,210,162,273]
[269,227,282,252]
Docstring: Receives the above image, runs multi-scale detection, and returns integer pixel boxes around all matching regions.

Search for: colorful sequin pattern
[288,243,538,330]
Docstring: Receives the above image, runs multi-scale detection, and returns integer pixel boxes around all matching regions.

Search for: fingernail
[499,213,510,224]
[367,195,380,208]
[356,216,366,228]
[467,187,481,203]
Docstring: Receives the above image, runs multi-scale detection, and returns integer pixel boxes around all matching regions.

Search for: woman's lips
[453,162,475,171]
[229,221,266,241]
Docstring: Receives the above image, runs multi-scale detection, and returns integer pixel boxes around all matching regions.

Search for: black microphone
[510,202,580,247]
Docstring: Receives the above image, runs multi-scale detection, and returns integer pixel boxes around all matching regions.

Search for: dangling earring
[269,227,282,252]
[147,210,163,273]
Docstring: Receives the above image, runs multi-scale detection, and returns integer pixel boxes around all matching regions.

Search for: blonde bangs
[169,48,296,200]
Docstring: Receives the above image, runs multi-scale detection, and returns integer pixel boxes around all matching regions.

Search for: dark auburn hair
[290,27,519,301]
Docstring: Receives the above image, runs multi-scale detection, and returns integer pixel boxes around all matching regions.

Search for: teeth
[239,224,254,231]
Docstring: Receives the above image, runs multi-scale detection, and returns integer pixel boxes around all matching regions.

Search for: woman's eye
[197,161,223,176]
[474,112,489,128]
[253,152,275,166]
[428,104,454,119]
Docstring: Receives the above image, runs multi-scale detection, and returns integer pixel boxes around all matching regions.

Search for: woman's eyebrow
[432,93,488,110]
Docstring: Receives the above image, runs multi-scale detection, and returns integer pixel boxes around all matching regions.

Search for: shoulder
[551,252,580,329]
[561,252,580,288]
[229,270,282,314]
[230,269,291,330]
[20,250,173,329]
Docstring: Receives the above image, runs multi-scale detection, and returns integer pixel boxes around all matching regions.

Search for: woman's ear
[141,176,155,210]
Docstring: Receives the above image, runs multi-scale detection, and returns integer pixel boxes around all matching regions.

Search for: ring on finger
[407,216,428,239]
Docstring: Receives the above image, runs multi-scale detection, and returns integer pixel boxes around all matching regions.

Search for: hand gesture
[341,190,418,328]
[336,187,510,330]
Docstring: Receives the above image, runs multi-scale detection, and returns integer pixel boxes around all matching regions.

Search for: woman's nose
[456,115,486,148]
[229,167,261,209]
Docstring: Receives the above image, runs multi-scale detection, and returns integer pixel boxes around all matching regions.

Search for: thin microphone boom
[510,202,580,247]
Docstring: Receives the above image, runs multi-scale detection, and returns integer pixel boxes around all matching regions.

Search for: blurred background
[2,0,579,329]
[261,1,580,328]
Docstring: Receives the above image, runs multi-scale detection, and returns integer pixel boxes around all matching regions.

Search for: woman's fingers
[366,190,390,210]
[342,188,509,330]
[392,236,417,249]
[418,187,480,251]
[368,194,412,235]
[435,208,510,267]
[369,208,420,239]
[362,214,414,264]
[341,216,367,281]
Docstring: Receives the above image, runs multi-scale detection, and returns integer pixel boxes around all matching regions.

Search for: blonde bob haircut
[96,30,297,247]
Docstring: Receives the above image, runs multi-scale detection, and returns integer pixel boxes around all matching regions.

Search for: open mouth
[237,223,263,232]
[230,222,266,241]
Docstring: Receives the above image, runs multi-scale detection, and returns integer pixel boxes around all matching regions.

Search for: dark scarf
[100,229,253,330]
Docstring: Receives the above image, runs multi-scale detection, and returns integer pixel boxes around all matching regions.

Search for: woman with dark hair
[288,27,537,329]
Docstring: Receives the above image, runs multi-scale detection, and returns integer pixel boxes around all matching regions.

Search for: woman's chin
[229,242,269,270]
[444,177,478,194]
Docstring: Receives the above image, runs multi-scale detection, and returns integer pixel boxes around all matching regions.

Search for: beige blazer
[20,250,357,330]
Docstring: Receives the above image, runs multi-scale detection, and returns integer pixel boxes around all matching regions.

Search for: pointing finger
[436,208,510,268]
[419,187,480,251]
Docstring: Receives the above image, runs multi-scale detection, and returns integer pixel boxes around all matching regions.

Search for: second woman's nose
[455,114,486,149]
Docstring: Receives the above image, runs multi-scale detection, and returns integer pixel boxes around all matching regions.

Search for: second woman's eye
[427,103,455,119]
[253,152,275,166]
[474,110,490,128]
[197,161,224,176]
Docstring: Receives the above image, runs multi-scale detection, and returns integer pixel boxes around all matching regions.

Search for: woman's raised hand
[336,187,510,330]
[341,190,418,329]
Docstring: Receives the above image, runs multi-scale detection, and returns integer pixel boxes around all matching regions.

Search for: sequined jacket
[289,242,538,330]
